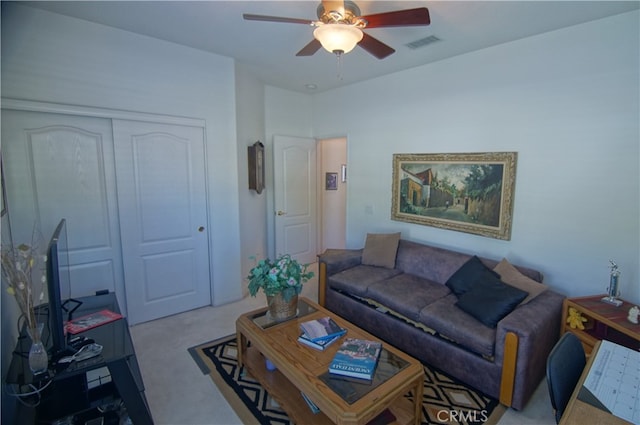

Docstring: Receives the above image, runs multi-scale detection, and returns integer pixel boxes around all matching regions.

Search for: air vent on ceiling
[405,35,441,50]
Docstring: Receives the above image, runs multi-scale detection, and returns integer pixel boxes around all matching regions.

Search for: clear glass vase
[27,323,48,375]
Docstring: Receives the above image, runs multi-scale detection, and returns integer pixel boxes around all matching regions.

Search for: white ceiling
[21,1,640,93]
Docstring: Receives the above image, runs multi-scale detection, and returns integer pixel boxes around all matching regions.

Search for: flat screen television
[46,218,80,360]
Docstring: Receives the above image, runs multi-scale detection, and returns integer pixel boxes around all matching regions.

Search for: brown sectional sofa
[318,238,565,410]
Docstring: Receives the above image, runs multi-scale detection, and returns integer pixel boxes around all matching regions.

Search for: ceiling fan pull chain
[336,51,344,80]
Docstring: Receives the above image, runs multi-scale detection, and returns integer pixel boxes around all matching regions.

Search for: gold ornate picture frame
[391,152,517,240]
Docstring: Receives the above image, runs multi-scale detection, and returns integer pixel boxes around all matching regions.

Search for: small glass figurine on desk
[602,260,623,306]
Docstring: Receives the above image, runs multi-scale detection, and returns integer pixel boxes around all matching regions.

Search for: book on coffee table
[297,333,342,351]
[329,338,382,381]
[300,316,346,342]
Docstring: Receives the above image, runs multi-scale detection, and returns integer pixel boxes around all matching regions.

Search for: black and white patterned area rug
[189,335,505,425]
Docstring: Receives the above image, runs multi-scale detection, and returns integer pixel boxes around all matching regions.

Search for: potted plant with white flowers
[247,254,314,321]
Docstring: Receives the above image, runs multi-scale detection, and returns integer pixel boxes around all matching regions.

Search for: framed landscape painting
[391,152,517,240]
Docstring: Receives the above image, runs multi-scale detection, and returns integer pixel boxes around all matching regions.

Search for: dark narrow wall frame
[248,141,265,194]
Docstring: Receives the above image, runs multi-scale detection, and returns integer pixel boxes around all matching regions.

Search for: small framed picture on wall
[325,172,338,190]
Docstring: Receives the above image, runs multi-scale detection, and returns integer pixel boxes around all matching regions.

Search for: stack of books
[328,338,382,382]
[297,316,347,351]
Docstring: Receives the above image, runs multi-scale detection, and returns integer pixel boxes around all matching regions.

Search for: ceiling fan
[243,1,430,59]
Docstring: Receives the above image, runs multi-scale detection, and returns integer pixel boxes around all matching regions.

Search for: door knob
[198,226,205,232]
[276,211,286,216]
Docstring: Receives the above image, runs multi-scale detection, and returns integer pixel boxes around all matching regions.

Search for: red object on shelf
[65,309,123,334]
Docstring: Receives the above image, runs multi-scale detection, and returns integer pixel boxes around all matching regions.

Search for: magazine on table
[300,391,320,414]
[297,333,342,351]
[299,316,346,342]
[65,309,123,334]
[329,338,382,381]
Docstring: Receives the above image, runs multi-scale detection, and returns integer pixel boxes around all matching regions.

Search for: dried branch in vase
[1,228,47,338]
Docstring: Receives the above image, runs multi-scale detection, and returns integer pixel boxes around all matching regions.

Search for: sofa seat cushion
[367,274,451,322]
[419,294,497,358]
[328,265,402,297]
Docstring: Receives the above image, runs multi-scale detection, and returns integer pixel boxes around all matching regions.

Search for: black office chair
[546,332,586,423]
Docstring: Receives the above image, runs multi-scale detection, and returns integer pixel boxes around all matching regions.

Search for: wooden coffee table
[236,297,424,425]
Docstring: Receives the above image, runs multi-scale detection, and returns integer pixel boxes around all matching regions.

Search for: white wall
[1,3,243,306]
[235,64,268,295]
[312,11,640,304]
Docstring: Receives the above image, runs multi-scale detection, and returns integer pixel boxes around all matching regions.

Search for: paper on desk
[581,339,640,425]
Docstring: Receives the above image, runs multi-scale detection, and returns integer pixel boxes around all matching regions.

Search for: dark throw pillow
[455,278,528,328]
[445,255,500,297]
[361,232,401,269]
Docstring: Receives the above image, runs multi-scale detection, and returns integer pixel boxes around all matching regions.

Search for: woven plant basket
[267,293,298,322]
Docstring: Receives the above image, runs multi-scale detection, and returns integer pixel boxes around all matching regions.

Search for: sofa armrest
[495,290,565,409]
[317,249,363,306]
[318,248,363,275]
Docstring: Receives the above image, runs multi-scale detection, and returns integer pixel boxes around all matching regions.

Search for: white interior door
[273,135,317,264]
[112,120,210,324]
[1,110,127,307]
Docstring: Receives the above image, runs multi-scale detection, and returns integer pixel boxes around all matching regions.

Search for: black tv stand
[6,293,153,424]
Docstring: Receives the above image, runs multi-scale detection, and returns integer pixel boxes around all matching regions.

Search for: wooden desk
[559,340,633,425]
[561,295,640,355]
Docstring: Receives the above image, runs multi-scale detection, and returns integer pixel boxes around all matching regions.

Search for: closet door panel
[28,126,110,246]
[1,110,126,306]
[113,119,210,324]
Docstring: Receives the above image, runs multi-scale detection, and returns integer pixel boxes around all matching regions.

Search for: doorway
[319,137,347,251]
[272,136,347,262]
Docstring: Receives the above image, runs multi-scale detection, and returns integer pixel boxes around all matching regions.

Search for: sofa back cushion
[395,240,472,284]
[395,240,544,285]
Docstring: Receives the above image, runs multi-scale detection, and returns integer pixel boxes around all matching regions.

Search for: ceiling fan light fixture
[313,24,363,54]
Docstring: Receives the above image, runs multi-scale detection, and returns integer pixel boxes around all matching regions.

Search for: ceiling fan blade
[358,32,395,59]
[296,39,322,56]
[361,8,430,28]
[242,14,313,25]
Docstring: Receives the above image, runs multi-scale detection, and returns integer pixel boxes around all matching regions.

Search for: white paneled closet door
[2,108,211,324]
[1,110,127,309]
[112,120,210,324]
